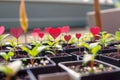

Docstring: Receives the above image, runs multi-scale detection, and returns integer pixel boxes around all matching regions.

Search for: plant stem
[6,75,11,80]
[30,59,34,67]
[53,39,57,55]
[90,61,94,70]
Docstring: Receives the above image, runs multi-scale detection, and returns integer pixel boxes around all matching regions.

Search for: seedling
[97,31,114,49]
[115,30,120,42]
[43,40,63,56]
[0,34,10,50]
[0,51,14,64]
[21,45,46,66]
[82,42,101,70]
[48,27,61,54]
[0,60,22,80]
[5,38,22,57]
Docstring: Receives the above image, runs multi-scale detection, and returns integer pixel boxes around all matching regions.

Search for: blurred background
[0,0,120,32]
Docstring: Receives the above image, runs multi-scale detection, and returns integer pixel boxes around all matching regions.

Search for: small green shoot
[21,45,46,66]
[43,40,63,56]
[98,31,114,49]
[0,51,14,64]
[115,30,120,42]
[0,34,10,50]
[82,42,101,70]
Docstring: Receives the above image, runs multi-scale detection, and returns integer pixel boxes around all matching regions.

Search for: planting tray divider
[27,70,37,80]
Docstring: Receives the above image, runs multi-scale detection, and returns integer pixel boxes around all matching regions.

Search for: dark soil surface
[67,62,115,75]
[21,59,51,69]
[12,52,29,59]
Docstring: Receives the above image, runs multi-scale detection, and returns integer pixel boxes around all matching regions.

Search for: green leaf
[89,43,99,49]
[21,46,31,56]
[31,46,39,57]
[115,31,120,40]
[8,51,14,57]
[81,42,90,49]
[91,45,101,56]
[4,56,9,61]
[37,46,46,52]
[69,37,75,44]
[0,34,9,42]
[0,52,9,61]
[104,34,111,39]
[47,41,53,46]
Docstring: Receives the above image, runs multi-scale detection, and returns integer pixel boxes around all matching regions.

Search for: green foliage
[69,37,76,44]
[98,31,114,48]
[21,46,46,57]
[31,40,42,47]
[42,40,63,55]
[5,38,22,50]
[82,42,101,63]
[81,33,93,42]
[115,31,120,41]
[0,34,9,45]
[0,51,14,61]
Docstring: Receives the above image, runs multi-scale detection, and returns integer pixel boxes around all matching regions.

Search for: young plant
[0,51,14,64]
[80,32,93,42]
[21,45,46,66]
[0,34,10,50]
[82,42,101,70]
[6,38,20,49]
[5,38,22,57]
[0,60,22,80]
[47,27,61,54]
[43,40,63,56]
[97,31,114,49]
[115,30,120,42]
